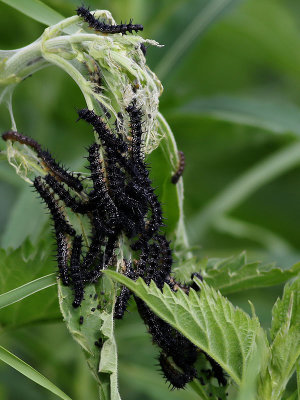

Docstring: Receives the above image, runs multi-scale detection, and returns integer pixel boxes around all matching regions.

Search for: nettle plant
[0,6,300,400]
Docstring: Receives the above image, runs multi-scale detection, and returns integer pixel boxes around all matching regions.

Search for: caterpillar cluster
[76,6,143,35]
[1,13,227,391]
[2,103,227,391]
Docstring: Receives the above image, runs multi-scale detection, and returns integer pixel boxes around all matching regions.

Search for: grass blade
[189,141,300,241]
[175,96,300,137]
[0,0,64,26]
[0,273,56,309]
[0,345,72,400]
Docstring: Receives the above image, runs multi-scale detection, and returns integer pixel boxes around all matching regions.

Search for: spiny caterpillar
[171,150,185,184]
[76,6,143,35]
[3,130,83,191]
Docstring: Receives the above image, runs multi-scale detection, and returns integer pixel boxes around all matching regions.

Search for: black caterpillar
[3,130,83,192]
[76,7,143,35]
[171,150,185,184]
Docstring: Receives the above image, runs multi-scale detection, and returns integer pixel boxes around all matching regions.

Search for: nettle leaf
[174,252,300,295]
[270,277,300,340]
[0,236,60,329]
[258,277,300,400]
[58,274,121,400]
[106,270,267,385]
[259,326,300,400]
[297,363,300,400]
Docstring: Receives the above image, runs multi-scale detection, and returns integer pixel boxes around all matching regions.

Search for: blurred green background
[0,0,300,398]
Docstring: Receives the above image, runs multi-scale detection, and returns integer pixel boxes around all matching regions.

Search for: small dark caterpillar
[69,235,84,308]
[94,338,103,348]
[33,177,75,236]
[159,352,196,390]
[114,261,136,320]
[2,130,42,152]
[87,143,120,225]
[38,149,83,192]
[56,231,70,286]
[126,101,144,163]
[140,43,147,56]
[76,6,143,35]
[77,108,127,153]
[114,285,131,320]
[171,151,185,184]
[206,356,228,387]
[44,174,90,214]
[190,272,203,292]
[2,130,83,192]
[131,191,164,250]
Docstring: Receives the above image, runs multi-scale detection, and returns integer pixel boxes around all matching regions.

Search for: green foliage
[58,277,120,400]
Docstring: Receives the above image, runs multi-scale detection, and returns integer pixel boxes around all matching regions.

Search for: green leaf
[58,275,121,400]
[258,277,300,400]
[175,96,300,137]
[0,273,56,309]
[1,186,48,249]
[155,0,244,80]
[173,252,300,295]
[0,238,60,329]
[235,335,266,400]
[269,326,300,400]
[0,345,71,400]
[297,363,300,400]
[270,277,300,341]
[203,254,300,295]
[259,327,300,400]
[105,270,267,385]
[0,0,64,26]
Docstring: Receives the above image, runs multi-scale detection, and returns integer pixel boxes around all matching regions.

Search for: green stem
[0,41,47,85]
[189,141,300,241]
